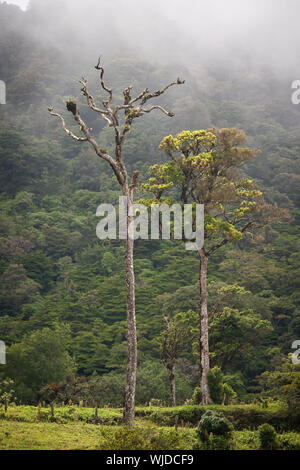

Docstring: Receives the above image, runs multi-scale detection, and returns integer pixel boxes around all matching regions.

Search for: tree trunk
[169,364,176,407]
[123,188,137,426]
[198,248,211,404]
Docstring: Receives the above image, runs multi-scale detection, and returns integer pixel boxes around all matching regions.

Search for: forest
[0,0,299,451]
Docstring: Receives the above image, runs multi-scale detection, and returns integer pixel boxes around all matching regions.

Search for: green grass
[0,420,107,450]
[1,420,300,450]
[0,405,299,450]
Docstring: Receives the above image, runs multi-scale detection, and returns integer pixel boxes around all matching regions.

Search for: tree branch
[95,56,113,107]
[48,107,88,142]
[79,78,113,127]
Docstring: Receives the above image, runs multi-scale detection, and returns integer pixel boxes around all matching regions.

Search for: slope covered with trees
[0,2,299,409]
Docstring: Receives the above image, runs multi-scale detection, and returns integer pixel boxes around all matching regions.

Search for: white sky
[1,0,29,10]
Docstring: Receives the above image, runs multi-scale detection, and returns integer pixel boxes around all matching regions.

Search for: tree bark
[123,188,137,426]
[198,248,211,404]
[169,365,176,407]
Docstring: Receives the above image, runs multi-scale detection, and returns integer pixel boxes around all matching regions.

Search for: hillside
[0,1,299,410]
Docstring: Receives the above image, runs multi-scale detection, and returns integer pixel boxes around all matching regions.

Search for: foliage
[0,379,15,405]
[258,423,279,450]
[195,409,233,449]
[0,1,298,413]
[3,324,75,402]
[259,362,300,412]
[144,403,300,431]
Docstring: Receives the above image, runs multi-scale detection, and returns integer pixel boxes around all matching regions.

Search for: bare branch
[129,87,149,105]
[48,62,185,189]
[79,78,113,127]
[95,57,113,107]
[72,106,125,185]
[139,105,175,117]
[139,78,185,105]
[48,107,88,142]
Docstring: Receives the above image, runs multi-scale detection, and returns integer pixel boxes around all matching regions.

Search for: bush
[195,410,233,449]
[207,368,224,404]
[149,398,162,407]
[258,423,278,450]
[207,367,237,404]
[147,403,300,432]
[100,426,182,450]
[278,433,300,450]
[186,387,202,405]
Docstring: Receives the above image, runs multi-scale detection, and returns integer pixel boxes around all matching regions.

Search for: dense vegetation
[0,1,299,425]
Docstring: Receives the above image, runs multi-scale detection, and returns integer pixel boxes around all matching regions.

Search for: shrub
[100,426,181,450]
[100,427,146,450]
[278,433,300,450]
[187,387,202,405]
[149,398,162,407]
[258,423,278,450]
[207,367,236,404]
[207,367,224,404]
[196,410,233,449]
[222,383,237,405]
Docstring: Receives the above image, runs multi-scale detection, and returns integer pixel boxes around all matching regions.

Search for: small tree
[0,378,15,410]
[48,59,184,424]
[4,323,75,402]
[160,314,187,406]
[144,128,287,404]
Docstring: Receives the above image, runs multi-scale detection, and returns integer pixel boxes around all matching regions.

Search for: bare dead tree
[48,58,184,425]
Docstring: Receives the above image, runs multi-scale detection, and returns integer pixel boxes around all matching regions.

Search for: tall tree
[48,59,184,424]
[144,128,286,404]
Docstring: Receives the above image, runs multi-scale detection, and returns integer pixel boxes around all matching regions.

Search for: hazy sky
[2,0,299,73]
[1,0,29,9]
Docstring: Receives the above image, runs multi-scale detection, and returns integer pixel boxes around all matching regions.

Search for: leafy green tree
[210,307,272,371]
[4,323,75,402]
[143,128,286,403]
[0,264,40,315]
[20,251,56,292]
[259,361,300,411]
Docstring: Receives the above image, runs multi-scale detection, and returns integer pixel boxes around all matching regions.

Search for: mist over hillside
[2,0,300,74]
[0,0,299,413]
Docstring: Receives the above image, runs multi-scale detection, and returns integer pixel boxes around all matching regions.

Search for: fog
[1,0,299,75]
[2,0,28,9]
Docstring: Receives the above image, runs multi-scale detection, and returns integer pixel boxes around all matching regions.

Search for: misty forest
[0,0,299,451]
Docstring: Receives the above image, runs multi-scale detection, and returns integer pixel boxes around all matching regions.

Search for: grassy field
[0,405,299,450]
